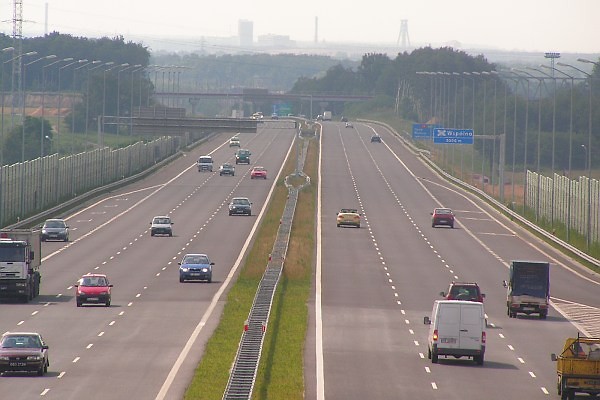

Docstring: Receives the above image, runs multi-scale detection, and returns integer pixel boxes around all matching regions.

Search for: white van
[424,300,486,365]
[197,156,213,172]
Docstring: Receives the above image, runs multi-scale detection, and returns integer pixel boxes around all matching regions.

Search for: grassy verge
[184,136,318,399]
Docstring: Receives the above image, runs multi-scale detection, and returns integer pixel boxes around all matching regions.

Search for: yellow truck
[551,335,600,400]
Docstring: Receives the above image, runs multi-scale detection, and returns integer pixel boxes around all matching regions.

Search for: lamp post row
[416,58,596,248]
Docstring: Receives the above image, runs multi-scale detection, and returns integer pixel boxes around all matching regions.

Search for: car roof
[2,331,41,336]
[339,208,358,213]
[81,273,108,278]
[153,215,170,219]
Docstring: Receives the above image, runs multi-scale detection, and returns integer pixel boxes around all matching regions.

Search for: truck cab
[0,230,42,302]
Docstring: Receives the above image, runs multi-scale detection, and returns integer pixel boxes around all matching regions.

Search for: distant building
[238,20,253,47]
[257,34,295,48]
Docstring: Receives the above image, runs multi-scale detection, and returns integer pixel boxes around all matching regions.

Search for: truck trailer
[0,229,42,302]
[322,111,332,121]
[503,260,550,319]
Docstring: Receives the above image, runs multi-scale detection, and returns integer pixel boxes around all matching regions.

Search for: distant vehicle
[345,122,353,128]
[431,208,455,228]
[322,111,332,121]
[229,137,240,147]
[424,300,486,365]
[251,112,264,120]
[197,155,213,172]
[219,163,235,176]
[340,116,348,122]
[441,282,485,303]
[370,134,382,143]
[503,260,550,319]
[551,334,600,399]
[75,274,112,307]
[271,113,279,119]
[250,166,267,179]
[179,253,214,283]
[336,208,361,228]
[41,219,69,242]
[0,229,42,302]
[0,332,49,376]
[316,114,323,121]
[150,215,173,237]
[235,149,251,165]
[229,197,252,216]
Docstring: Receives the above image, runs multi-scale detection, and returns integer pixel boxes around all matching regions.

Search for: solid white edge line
[154,131,297,400]
[316,123,325,400]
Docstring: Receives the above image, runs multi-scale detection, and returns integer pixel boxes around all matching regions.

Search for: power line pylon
[11,0,24,129]
[397,20,410,50]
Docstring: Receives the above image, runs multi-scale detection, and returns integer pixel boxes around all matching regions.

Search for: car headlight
[181,267,189,272]
[201,267,209,272]
[42,229,48,234]
[27,355,42,361]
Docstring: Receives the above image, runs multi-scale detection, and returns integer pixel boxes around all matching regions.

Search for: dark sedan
[0,332,49,376]
[179,253,214,282]
[229,197,252,216]
[41,218,69,242]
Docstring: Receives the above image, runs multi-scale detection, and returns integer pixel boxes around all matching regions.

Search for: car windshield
[80,276,107,287]
[233,198,249,205]
[183,255,209,264]
[2,335,42,348]
[45,220,65,228]
[198,157,212,163]
[153,218,170,224]
[222,164,232,168]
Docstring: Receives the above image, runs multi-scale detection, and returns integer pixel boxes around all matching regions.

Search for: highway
[1,117,599,400]
[0,123,296,399]
[315,121,600,399]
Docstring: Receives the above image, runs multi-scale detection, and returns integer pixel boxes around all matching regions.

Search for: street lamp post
[560,61,594,250]
[116,63,130,134]
[22,55,56,162]
[56,58,76,152]
[81,61,103,149]
[11,51,37,130]
[129,65,142,135]
[0,46,15,167]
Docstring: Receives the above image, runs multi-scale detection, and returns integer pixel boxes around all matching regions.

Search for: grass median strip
[185,136,318,400]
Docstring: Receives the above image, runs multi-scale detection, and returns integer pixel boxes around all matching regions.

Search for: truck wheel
[475,354,484,365]
[567,390,575,400]
[427,348,432,359]
[431,350,438,364]
[539,312,547,319]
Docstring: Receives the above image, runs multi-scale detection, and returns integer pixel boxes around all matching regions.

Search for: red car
[431,207,455,228]
[440,282,485,302]
[75,274,112,307]
[250,166,267,179]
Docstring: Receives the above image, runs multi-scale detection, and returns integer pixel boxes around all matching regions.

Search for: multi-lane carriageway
[0,120,599,400]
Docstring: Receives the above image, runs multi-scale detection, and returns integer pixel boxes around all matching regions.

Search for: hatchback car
[336,208,361,228]
[75,274,113,307]
[235,149,251,164]
[150,215,173,236]
[41,218,69,242]
[250,166,267,179]
[431,208,455,228]
[0,332,49,376]
[440,282,485,303]
[370,134,382,143]
[229,197,252,216]
[219,163,235,176]
[345,121,354,128]
[179,253,214,283]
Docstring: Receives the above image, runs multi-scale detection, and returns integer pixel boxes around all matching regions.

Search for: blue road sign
[433,128,474,144]
[412,123,441,140]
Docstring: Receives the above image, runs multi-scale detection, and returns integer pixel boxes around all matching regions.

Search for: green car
[235,149,251,164]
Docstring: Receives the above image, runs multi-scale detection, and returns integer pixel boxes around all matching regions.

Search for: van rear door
[437,302,460,349]
[459,303,484,350]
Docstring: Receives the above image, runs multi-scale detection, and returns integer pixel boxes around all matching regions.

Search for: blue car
[178,253,214,283]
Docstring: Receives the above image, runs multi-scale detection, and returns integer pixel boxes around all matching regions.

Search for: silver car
[41,219,69,242]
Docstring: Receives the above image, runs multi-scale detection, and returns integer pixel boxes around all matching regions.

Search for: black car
[219,163,235,176]
[229,197,252,216]
[370,134,382,143]
[41,218,69,242]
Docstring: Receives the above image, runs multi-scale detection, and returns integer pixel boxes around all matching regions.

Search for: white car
[150,216,173,237]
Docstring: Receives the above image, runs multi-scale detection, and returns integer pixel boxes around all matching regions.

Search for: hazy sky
[3,0,599,53]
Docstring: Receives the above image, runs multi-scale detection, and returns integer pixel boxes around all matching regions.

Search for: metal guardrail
[223,137,310,400]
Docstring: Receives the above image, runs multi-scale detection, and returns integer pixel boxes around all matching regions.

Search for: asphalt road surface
[0,124,296,399]
[312,121,600,400]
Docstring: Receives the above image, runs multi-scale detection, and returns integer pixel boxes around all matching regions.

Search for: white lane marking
[518,357,525,363]
[86,344,93,349]
[98,332,104,337]
[40,389,50,396]
[529,371,536,378]
[57,371,65,379]
[17,321,24,326]
[541,387,549,394]
[109,321,115,326]
[425,366,431,373]
[155,133,296,400]
[73,357,80,363]
[431,382,438,390]
[508,345,515,351]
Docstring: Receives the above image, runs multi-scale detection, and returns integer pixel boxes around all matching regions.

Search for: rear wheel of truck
[431,350,438,364]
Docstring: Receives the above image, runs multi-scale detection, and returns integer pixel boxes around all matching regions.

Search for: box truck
[503,260,550,319]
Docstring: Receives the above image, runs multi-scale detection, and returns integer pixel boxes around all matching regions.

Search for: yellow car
[336,208,361,228]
